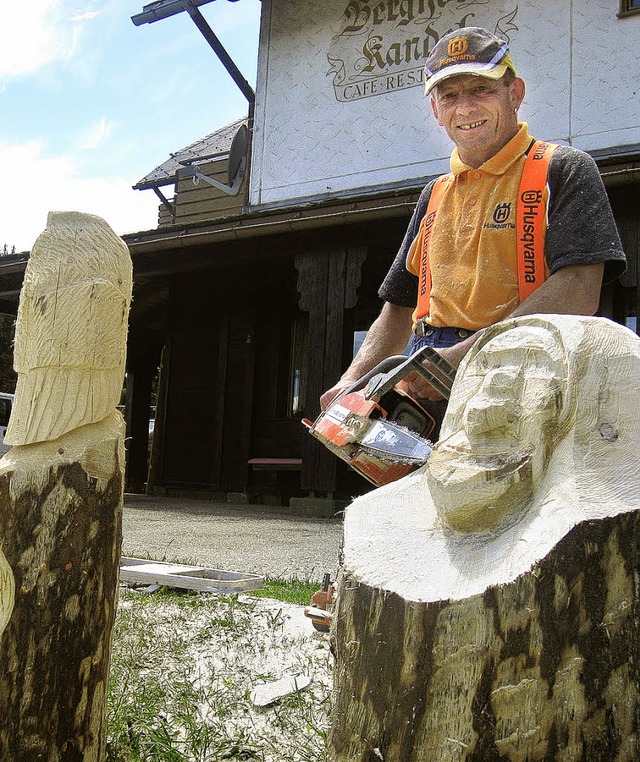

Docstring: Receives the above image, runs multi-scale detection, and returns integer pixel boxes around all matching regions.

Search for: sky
[0,0,261,253]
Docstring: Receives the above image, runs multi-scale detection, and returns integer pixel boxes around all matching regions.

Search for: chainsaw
[302,346,456,487]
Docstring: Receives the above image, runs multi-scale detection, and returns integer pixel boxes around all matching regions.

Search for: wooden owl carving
[5,211,132,445]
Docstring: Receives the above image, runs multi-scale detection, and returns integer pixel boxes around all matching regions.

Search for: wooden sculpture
[0,211,132,760]
[329,314,640,762]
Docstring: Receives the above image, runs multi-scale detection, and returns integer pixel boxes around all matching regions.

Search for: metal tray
[119,556,264,594]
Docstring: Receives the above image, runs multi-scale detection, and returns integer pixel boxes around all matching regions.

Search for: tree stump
[329,315,640,762]
[0,211,132,761]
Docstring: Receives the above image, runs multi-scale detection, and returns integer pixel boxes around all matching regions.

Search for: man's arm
[320,302,414,410]
[405,262,604,400]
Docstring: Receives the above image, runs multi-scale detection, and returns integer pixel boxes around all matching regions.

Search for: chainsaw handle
[364,346,456,401]
[332,354,412,404]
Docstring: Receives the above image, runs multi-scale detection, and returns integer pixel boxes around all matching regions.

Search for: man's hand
[320,380,356,411]
[398,372,443,401]
[318,303,415,411]
[398,338,476,400]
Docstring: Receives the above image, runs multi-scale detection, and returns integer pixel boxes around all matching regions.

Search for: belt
[414,322,471,338]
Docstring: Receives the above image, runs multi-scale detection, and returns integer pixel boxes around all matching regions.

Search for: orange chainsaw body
[303,387,435,487]
[303,347,457,487]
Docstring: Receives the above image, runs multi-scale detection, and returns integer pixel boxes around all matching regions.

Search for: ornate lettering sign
[327,1,518,102]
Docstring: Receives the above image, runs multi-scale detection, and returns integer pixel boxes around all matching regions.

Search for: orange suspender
[416,174,452,317]
[516,140,558,300]
[415,140,559,321]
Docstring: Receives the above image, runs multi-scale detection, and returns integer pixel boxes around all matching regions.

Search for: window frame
[619,0,640,18]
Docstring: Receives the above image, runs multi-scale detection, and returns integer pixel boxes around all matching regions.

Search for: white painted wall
[250,0,640,208]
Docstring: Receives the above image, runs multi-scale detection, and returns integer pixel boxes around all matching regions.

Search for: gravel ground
[122,493,344,582]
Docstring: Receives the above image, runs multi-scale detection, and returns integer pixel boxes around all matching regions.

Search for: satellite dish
[228,123,248,187]
[176,122,248,196]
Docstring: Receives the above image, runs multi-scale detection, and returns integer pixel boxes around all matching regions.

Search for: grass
[250,578,320,606]
[106,580,332,762]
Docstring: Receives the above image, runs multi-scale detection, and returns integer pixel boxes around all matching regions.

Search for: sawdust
[109,588,334,760]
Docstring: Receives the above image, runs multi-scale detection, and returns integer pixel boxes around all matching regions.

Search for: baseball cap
[424,27,516,96]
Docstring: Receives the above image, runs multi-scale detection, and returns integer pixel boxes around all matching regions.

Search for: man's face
[430,73,525,168]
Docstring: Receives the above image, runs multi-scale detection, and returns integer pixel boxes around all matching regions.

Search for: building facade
[2,0,638,511]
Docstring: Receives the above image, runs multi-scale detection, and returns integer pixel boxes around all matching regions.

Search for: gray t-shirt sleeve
[546,146,626,284]
[379,147,626,307]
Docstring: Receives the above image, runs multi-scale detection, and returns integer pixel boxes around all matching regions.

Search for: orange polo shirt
[406,123,550,330]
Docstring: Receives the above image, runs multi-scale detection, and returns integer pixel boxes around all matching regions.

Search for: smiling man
[321,27,626,431]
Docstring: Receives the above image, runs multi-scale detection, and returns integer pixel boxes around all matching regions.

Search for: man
[320,27,626,416]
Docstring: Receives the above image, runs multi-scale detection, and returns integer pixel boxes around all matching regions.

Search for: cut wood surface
[329,315,640,761]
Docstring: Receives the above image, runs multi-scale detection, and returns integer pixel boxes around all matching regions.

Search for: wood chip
[250,675,312,707]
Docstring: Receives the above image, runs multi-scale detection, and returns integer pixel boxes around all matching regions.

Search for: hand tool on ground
[304,572,334,632]
[303,346,456,487]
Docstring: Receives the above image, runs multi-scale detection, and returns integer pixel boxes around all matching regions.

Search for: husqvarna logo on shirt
[493,202,511,224]
[484,202,515,230]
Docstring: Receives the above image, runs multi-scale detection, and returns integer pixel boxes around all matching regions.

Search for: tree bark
[0,415,124,761]
[330,509,640,761]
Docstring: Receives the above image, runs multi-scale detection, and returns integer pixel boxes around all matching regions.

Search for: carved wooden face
[427,323,570,533]
[6,211,133,445]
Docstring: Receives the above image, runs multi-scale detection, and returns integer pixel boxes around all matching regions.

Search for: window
[289,315,308,417]
[619,0,640,17]
[353,330,368,358]
[0,398,10,427]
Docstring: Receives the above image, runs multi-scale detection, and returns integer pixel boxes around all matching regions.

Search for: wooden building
[0,0,639,513]
[123,116,420,510]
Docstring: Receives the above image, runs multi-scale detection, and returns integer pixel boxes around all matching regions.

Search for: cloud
[0,0,98,81]
[70,10,100,22]
[0,139,159,252]
[80,117,111,150]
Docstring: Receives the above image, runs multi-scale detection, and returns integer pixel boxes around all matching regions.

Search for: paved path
[122,494,343,582]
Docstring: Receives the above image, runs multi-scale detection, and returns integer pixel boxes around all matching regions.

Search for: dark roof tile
[133,116,247,190]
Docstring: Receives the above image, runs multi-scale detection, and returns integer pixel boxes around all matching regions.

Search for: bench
[247,458,303,504]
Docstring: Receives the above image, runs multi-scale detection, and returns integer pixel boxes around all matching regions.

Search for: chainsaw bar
[357,420,433,464]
